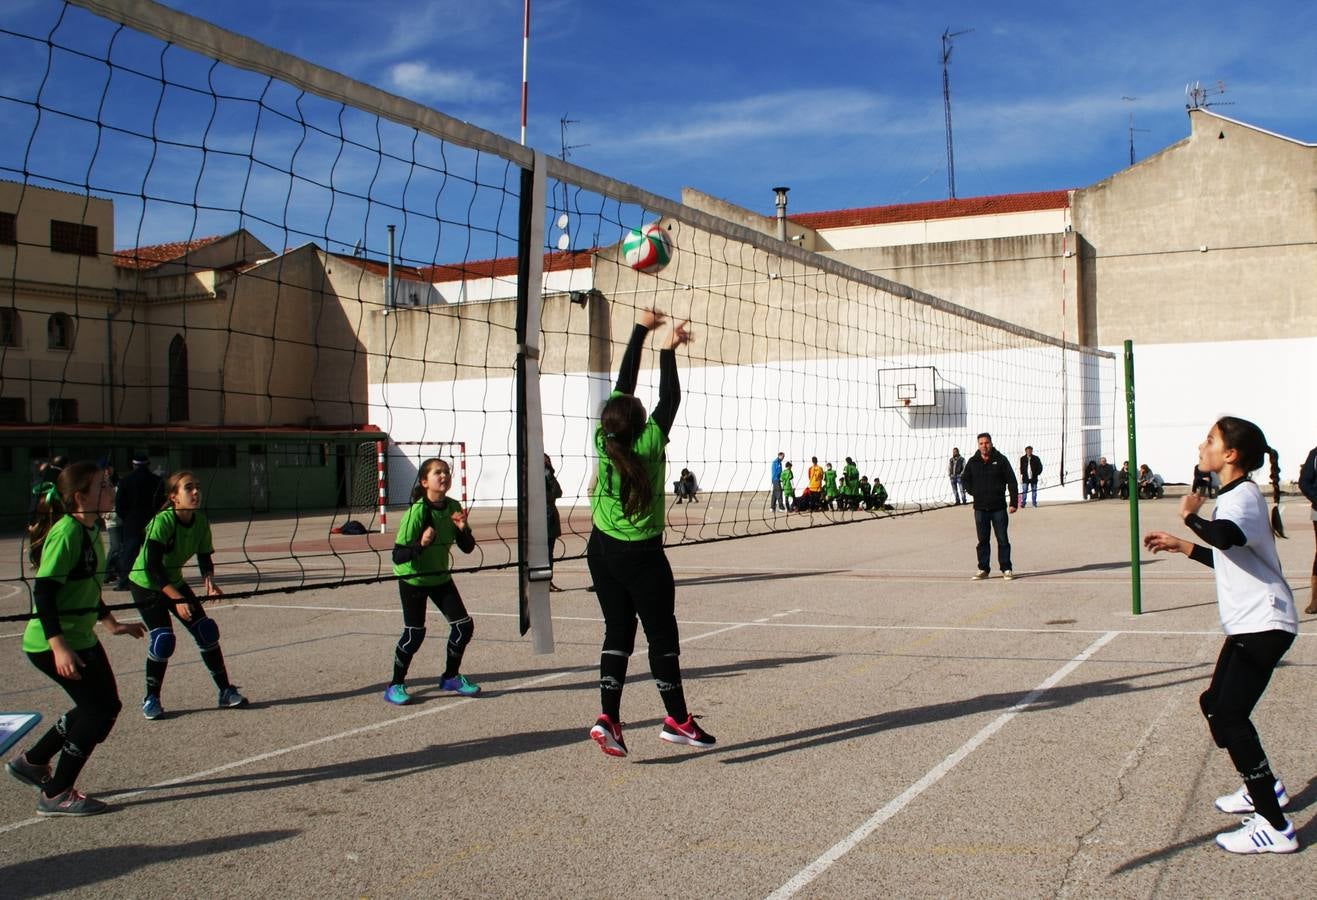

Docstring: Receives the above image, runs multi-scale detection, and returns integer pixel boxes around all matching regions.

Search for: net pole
[516,151,554,653]
[377,439,387,534]
[1124,340,1142,615]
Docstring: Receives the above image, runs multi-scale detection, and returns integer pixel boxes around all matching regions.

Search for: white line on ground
[765,630,1120,900]
[0,609,783,835]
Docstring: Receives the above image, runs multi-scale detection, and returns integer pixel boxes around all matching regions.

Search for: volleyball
[622,222,672,273]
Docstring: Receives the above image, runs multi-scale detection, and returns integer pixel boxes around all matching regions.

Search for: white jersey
[1210,480,1297,636]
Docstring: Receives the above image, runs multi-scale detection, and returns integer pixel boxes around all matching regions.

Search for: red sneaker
[660,714,716,748]
[589,714,627,757]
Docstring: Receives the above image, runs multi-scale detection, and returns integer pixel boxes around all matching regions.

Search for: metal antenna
[1121,97,1149,166]
[1185,80,1232,110]
[941,27,973,200]
[557,114,588,213]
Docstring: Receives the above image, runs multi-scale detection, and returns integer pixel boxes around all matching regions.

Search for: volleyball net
[0,1,1116,640]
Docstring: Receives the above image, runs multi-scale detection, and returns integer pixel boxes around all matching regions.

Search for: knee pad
[448,616,474,650]
[193,617,220,651]
[147,627,176,662]
[397,625,426,656]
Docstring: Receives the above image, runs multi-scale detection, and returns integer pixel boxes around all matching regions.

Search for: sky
[2,0,1316,255]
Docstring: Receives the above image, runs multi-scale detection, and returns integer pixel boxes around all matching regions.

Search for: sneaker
[972,570,989,581]
[383,683,411,706]
[37,787,108,817]
[1214,781,1290,815]
[1002,570,1015,581]
[1215,814,1298,854]
[439,674,480,696]
[142,694,164,720]
[659,715,716,748]
[217,686,248,708]
[589,715,627,757]
[6,754,51,789]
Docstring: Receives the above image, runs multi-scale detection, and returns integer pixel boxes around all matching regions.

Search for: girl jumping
[7,461,144,815]
[1143,416,1299,854]
[587,308,714,757]
[130,471,246,719]
[386,458,478,704]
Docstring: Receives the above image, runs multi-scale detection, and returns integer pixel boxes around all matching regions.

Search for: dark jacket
[1300,446,1317,510]
[1019,453,1042,482]
[962,449,1019,511]
[115,464,163,532]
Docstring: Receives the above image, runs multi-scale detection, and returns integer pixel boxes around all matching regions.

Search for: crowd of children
[774,455,890,513]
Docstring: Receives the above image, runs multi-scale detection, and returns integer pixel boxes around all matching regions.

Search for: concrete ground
[0,494,1313,898]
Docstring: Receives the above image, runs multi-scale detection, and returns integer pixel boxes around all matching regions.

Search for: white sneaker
[1002,570,1014,581]
[1214,781,1290,815]
[1215,814,1297,854]
[972,570,989,581]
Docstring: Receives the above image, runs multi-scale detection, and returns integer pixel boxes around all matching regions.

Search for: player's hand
[204,577,223,599]
[419,525,436,547]
[1143,531,1184,554]
[53,643,84,680]
[174,602,193,622]
[666,319,693,349]
[450,509,467,530]
[638,308,666,330]
[1179,492,1203,519]
[110,619,146,639]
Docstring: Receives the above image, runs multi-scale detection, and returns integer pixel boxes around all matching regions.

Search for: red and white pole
[377,440,387,533]
[519,0,530,145]
[458,441,468,505]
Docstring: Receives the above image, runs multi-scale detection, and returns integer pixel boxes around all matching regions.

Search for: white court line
[0,609,780,835]
[765,630,1120,900]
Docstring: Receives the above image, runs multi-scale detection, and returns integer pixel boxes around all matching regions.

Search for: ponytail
[27,460,100,566]
[1266,446,1286,539]
[600,394,652,519]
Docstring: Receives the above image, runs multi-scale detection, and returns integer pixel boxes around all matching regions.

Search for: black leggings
[392,579,474,684]
[131,583,232,697]
[586,529,688,723]
[1199,629,1295,824]
[25,641,123,797]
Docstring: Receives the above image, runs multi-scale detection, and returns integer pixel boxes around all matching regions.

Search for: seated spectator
[674,468,699,503]
[796,487,818,512]
[1115,461,1130,499]
[1083,460,1098,499]
[1191,465,1214,497]
[1096,457,1116,499]
[870,477,889,510]
[1137,464,1164,499]
[858,476,873,510]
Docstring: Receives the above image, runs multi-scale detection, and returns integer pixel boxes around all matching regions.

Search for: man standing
[1018,446,1042,509]
[114,452,162,590]
[948,448,966,505]
[770,451,785,512]
[962,432,1018,581]
[1299,442,1317,615]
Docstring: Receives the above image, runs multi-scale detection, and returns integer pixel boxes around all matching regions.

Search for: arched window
[46,313,73,350]
[168,334,189,422]
[0,308,19,347]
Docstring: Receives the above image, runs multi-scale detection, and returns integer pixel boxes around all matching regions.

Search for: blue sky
[3,0,1316,257]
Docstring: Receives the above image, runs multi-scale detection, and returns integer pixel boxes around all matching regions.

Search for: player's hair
[977,432,992,442]
[599,395,652,519]
[1024,445,1032,452]
[1214,416,1285,538]
[27,460,100,566]
[161,470,199,510]
[411,458,451,503]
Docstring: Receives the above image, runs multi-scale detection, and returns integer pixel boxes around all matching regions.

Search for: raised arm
[650,320,691,436]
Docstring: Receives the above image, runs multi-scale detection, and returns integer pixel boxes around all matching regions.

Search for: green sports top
[824,469,838,496]
[779,468,794,493]
[591,393,667,541]
[23,516,104,653]
[130,509,213,590]
[843,464,859,494]
[393,496,470,585]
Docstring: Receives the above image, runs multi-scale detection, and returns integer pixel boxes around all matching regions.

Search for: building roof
[325,250,431,283]
[787,190,1071,230]
[114,235,227,270]
[422,249,594,284]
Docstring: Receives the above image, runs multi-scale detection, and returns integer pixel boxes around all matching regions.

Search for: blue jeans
[974,507,1012,572]
[949,476,965,504]
[1021,479,1037,507]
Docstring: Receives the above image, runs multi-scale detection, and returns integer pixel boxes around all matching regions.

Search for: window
[168,334,189,421]
[0,397,25,423]
[274,442,327,467]
[49,219,97,256]
[0,308,18,346]
[0,211,15,246]
[48,398,78,424]
[186,444,237,468]
[46,313,73,350]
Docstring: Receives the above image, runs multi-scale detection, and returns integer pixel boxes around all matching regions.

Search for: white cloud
[388,61,501,103]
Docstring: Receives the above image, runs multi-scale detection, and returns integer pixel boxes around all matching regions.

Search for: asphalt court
[0,496,1313,898]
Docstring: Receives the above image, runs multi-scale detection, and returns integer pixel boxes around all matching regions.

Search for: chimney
[773,186,790,241]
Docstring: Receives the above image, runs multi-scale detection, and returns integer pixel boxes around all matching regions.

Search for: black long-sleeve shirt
[615,323,679,435]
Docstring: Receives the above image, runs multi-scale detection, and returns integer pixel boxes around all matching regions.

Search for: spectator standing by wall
[948,448,966,505]
[770,452,785,513]
[1018,446,1042,509]
[113,453,161,591]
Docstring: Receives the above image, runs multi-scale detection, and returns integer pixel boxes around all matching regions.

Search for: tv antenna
[1185,80,1231,110]
[554,115,588,250]
[941,27,973,200]
[1121,96,1149,166]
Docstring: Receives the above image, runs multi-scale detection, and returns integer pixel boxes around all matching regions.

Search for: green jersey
[591,393,668,541]
[843,464,859,495]
[779,468,794,494]
[824,469,838,497]
[23,516,104,653]
[130,509,213,590]
[873,483,888,506]
[393,496,470,585]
